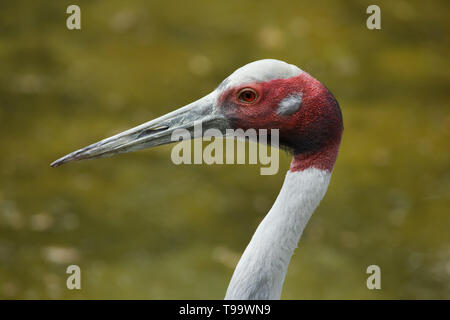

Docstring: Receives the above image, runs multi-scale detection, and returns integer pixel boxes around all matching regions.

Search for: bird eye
[238,88,258,104]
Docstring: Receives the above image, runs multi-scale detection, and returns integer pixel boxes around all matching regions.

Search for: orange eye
[238,88,258,104]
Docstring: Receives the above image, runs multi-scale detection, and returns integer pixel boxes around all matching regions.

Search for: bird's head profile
[51,59,343,171]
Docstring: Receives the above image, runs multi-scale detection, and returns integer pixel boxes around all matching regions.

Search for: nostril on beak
[137,125,169,139]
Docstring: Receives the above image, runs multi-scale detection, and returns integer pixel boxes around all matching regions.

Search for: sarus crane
[51,59,343,299]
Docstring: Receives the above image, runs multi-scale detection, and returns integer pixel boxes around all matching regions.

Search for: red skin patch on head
[218,72,343,172]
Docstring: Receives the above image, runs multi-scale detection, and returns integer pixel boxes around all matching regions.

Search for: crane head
[51,59,342,169]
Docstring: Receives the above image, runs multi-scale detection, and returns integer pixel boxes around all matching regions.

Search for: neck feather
[290,141,340,172]
[225,167,331,300]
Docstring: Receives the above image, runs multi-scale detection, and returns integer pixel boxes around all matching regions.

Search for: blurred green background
[0,0,449,299]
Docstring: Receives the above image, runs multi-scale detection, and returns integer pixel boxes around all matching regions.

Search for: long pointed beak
[50,92,228,167]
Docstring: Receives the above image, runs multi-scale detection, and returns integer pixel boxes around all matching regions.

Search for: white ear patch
[277,92,302,116]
